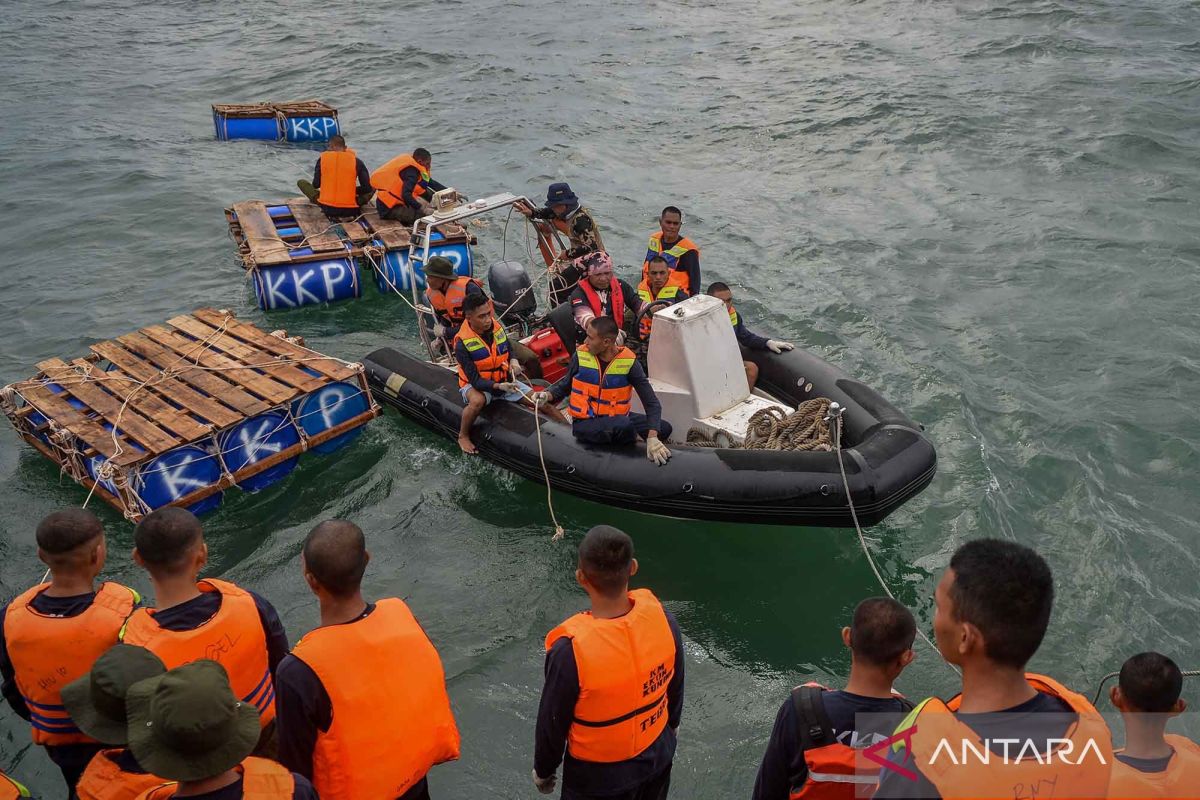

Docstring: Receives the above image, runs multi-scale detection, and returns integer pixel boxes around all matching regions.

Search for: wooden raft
[211,99,337,119]
[1,308,380,521]
[225,198,470,269]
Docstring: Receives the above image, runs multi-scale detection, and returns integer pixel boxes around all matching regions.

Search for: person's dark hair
[707,281,730,295]
[578,525,633,595]
[328,134,346,148]
[1119,652,1183,712]
[413,147,432,162]
[948,539,1053,668]
[36,509,103,563]
[588,316,620,341]
[463,292,491,315]
[648,255,668,265]
[660,206,682,220]
[303,520,368,597]
[133,508,203,572]
[850,597,916,666]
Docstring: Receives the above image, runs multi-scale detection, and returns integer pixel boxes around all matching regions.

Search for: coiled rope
[685,398,834,451]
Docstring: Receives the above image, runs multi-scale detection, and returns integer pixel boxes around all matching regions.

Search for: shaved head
[303,520,368,597]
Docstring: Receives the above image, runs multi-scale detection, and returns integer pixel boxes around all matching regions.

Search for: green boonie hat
[61,644,167,745]
[423,256,457,281]
[126,660,260,782]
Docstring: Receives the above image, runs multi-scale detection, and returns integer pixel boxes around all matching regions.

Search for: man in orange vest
[62,644,168,799]
[296,134,372,219]
[370,147,448,224]
[707,282,794,391]
[636,255,689,344]
[752,597,917,800]
[1108,651,1200,797]
[0,509,140,794]
[126,660,316,799]
[275,520,460,800]
[875,539,1113,799]
[534,525,684,800]
[120,508,289,753]
[642,207,701,297]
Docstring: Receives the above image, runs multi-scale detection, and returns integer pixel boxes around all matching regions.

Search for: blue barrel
[292,382,371,454]
[215,114,280,141]
[282,116,339,143]
[218,411,302,492]
[374,235,474,293]
[135,445,223,515]
[266,205,293,218]
[252,257,360,310]
[276,226,303,238]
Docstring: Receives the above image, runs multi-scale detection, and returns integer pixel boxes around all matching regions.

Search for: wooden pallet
[212,99,337,119]
[2,308,379,521]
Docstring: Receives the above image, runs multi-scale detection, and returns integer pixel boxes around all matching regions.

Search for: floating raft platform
[225,198,474,310]
[1,308,380,521]
[213,100,340,143]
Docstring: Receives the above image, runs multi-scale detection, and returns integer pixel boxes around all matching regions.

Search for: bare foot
[458,435,478,454]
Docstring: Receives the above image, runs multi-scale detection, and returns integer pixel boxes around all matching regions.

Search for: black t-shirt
[1114,751,1174,773]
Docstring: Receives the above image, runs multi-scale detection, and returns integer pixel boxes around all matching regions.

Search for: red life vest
[3,582,139,745]
[134,757,293,799]
[545,589,676,763]
[316,149,359,209]
[290,599,460,800]
[578,278,626,326]
[77,749,164,800]
[1109,734,1200,798]
[118,579,275,727]
[635,279,685,338]
[568,345,637,420]
[371,154,430,209]
[642,232,698,291]
[453,318,511,390]
[427,276,484,325]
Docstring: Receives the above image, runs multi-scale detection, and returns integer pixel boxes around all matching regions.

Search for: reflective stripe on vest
[428,277,483,325]
[578,278,626,327]
[134,758,292,800]
[370,154,430,209]
[291,598,460,800]
[453,318,510,389]
[0,773,29,800]
[903,673,1113,799]
[642,232,698,289]
[316,148,359,209]
[728,304,739,327]
[568,345,636,420]
[118,579,276,727]
[3,582,138,746]
[77,748,164,800]
[636,280,683,337]
[1110,734,1200,798]
[544,588,676,763]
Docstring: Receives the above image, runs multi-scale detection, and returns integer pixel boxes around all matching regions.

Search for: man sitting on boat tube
[707,282,795,392]
[568,251,647,346]
[454,293,565,454]
[532,316,673,465]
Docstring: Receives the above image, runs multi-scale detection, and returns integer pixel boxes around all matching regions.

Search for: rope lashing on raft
[685,398,834,451]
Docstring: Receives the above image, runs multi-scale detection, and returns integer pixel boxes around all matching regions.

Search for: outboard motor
[488,260,537,321]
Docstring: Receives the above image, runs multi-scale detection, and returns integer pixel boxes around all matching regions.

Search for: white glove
[646,435,671,466]
[530,390,554,406]
[616,329,627,347]
[431,323,447,339]
[493,382,520,394]
[766,339,794,353]
[532,770,557,795]
[509,359,525,378]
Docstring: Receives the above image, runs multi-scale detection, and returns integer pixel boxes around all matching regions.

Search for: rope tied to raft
[685,398,834,451]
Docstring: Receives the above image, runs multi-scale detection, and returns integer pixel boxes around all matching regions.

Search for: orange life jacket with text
[118,579,275,727]
[428,276,484,325]
[642,232,698,290]
[578,278,626,325]
[134,757,293,800]
[636,279,685,338]
[568,345,637,420]
[316,149,359,209]
[77,749,164,800]
[1109,734,1200,799]
[290,598,460,800]
[544,588,676,763]
[453,318,511,389]
[371,153,430,209]
[3,581,139,746]
[0,772,29,799]
[901,673,1113,800]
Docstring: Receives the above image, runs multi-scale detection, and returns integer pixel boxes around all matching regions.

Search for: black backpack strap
[790,685,835,751]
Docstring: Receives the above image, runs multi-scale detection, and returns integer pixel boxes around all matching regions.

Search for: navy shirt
[752,690,913,800]
[148,588,289,676]
[1114,751,1174,773]
[275,604,431,800]
[875,691,1074,799]
[397,166,447,209]
[730,306,771,350]
[534,607,685,795]
[547,351,664,432]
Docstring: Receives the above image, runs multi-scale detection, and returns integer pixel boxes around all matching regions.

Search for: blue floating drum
[135,445,223,515]
[218,411,302,492]
[213,102,340,143]
[292,382,371,454]
[374,233,473,293]
[253,258,361,310]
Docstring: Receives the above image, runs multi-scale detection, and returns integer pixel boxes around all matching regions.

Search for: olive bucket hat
[61,644,167,745]
[126,660,260,782]
[423,255,458,281]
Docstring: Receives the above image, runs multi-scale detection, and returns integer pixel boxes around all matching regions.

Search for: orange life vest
[134,757,293,800]
[316,149,359,209]
[568,345,637,420]
[3,581,139,746]
[371,153,430,209]
[727,303,739,327]
[290,598,461,800]
[635,279,685,338]
[118,579,275,727]
[786,683,914,800]
[453,318,510,389]
[1109,734,1200,798]
[544,588,676,763]
[577,278,626,326]
[77,749,164,800]
[642,232,698,290]
[428,276,483,325]
[0,772,29,799]
[901,673,1113,800]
